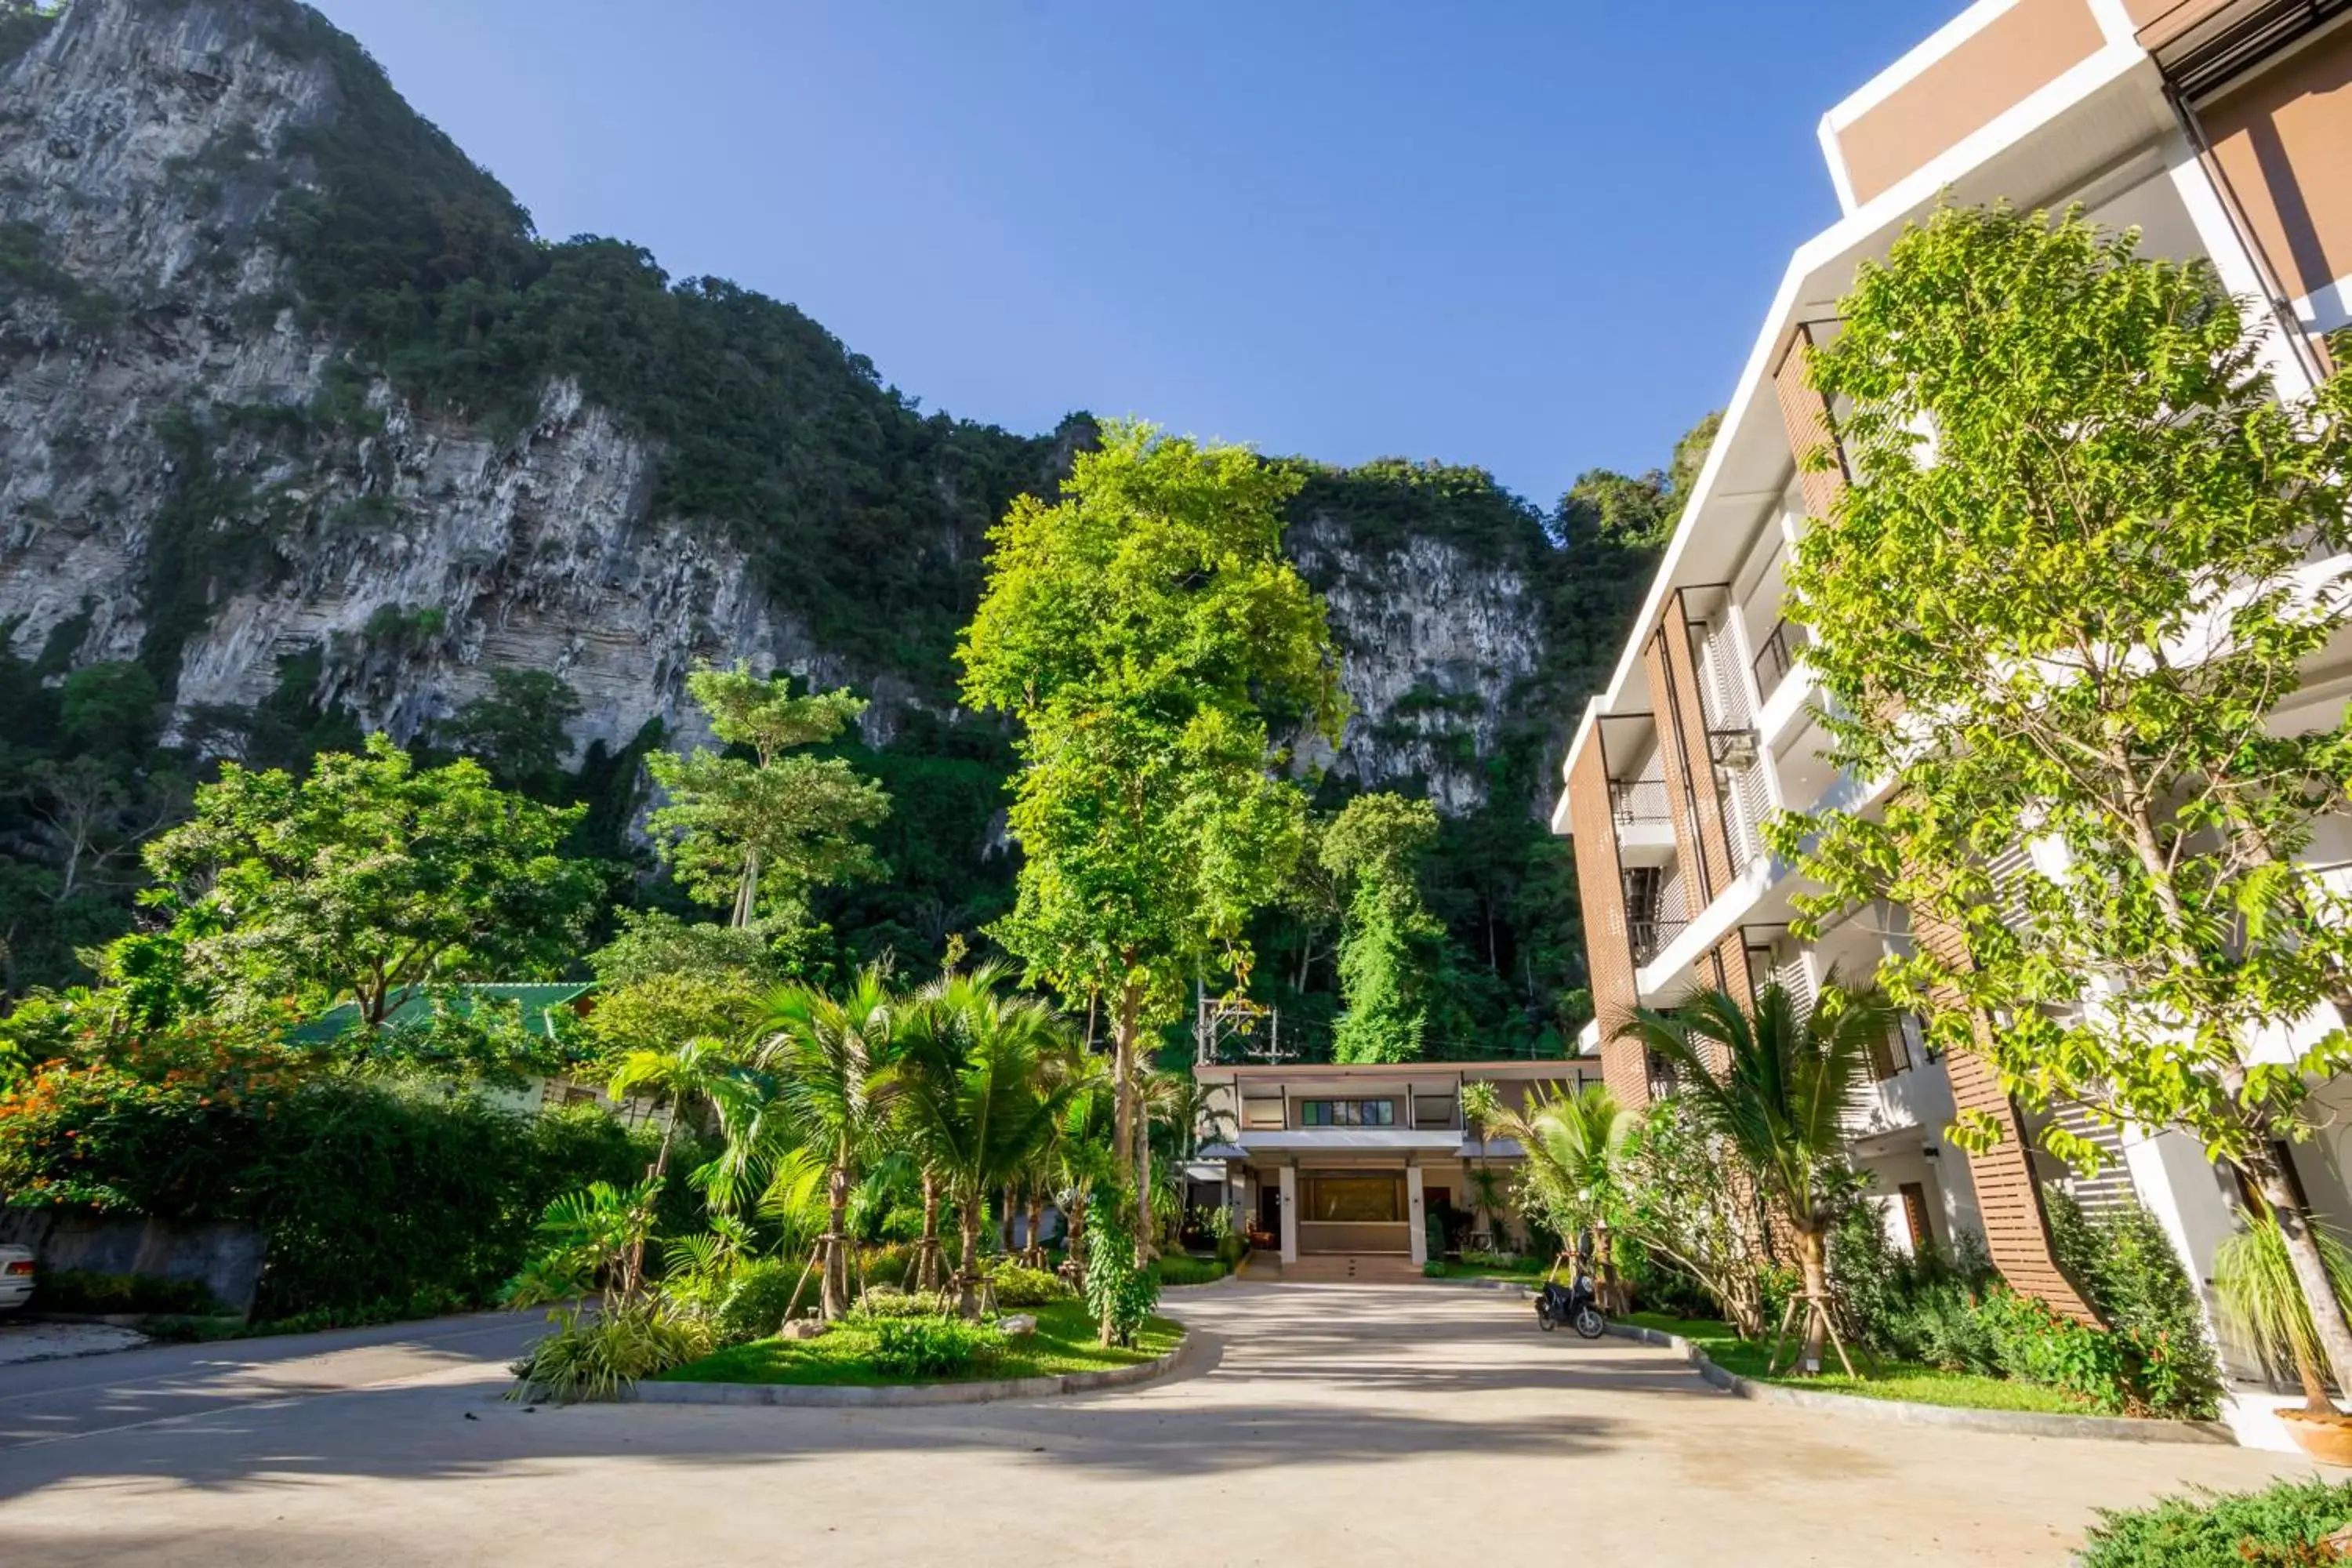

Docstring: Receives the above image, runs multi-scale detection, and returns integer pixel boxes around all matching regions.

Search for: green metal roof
[287,982,596,1045]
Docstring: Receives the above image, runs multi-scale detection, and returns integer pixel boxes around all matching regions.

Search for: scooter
[1534,1255,1606,1339]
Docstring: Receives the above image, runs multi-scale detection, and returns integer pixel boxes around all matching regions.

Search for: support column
[1406,1166,1427,1266]
[1278,1165,1298,1264]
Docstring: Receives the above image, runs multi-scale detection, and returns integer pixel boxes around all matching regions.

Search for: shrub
[1082,1207,1160,1346]
[987,1263,1069,1306]
[2048,1190,2224,1421]
[1978,1288,2132,1414]
[1151,1254,1229,1287]
[853,1287,949,1318]
[713,1260,808,1345]
[2082,1477,2352,1567]
[869,1316,1002,1378]
[509,1300,710,1403]
[858,1241,916,1290]
[1215,1232,1245,1267]
[1422,1261,1450,1278]
[32,1268,226,1316]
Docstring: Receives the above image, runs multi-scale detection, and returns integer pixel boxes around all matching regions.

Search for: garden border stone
[622,1324,1196,1408]
[1606,1320,2238,1446]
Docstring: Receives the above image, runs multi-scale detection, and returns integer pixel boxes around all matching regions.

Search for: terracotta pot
[2278,1409,2352,1467]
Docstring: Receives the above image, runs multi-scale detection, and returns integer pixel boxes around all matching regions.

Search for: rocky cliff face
[0,0,1559,811]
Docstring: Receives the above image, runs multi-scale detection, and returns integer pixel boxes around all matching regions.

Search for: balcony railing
[1628,917,1687,967]
[1609,778,1671,826]
[1751,617,1812,702]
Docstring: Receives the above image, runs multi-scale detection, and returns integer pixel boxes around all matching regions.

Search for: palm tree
[897,966,1079,1317]
[1470,1080,1635,1309]
[607,1036,739,1289]
[1618,980,1893,1377]
[752,964,902,1320]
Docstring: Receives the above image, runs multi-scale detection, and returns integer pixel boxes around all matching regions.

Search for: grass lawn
[1624,1312,2104,1417]
[657,1298,1185,1388]
[1423,1257,1559,1283]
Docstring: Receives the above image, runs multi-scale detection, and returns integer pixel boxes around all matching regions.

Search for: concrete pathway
[0,1283,2315,1565]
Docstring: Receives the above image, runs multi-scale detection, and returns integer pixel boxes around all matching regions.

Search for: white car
[0,1246,34,1312]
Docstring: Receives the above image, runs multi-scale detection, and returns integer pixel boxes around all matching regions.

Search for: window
[1299,1099,1395,1127]
[1303,1174,1403,1223]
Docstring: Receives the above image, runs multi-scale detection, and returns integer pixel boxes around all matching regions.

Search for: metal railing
[1609,778,1671,826]
[1750,617,1811,702]
[1628,918,1687,967]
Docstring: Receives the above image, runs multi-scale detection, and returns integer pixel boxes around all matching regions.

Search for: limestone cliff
[0,0,1564,813]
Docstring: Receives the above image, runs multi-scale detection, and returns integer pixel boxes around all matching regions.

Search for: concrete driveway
[0,1280,2314,1565]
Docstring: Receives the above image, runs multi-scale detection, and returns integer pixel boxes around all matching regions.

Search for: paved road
[0,1283,2312,1566]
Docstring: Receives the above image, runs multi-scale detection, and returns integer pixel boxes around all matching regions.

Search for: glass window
[1305,1175,1403,1222]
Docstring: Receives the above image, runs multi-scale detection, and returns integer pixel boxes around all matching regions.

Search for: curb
[625,1326,1196,1409]
[1606,1322,2237,1446]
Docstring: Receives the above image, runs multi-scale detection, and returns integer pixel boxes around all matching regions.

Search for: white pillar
[1406,1166,1427,1265]
[1278,1165,1298,1264]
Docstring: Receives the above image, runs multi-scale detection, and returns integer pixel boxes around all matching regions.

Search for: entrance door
[1297,1171,1410,1254]
[1256,1181,1281,1244]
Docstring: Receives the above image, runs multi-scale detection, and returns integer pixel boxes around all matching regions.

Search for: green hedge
[0,1067,702,1320]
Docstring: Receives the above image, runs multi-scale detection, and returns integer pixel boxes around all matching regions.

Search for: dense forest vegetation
[0,0,1711,1062]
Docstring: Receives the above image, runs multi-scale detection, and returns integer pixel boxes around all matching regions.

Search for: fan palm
[898,967,1080,1316]
[1618,980,1893,1375]
[751,963,902,1319]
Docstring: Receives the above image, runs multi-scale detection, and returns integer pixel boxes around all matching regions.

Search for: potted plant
[2215,1213,2352,1465]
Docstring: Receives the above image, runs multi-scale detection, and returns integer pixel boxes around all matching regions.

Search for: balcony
[1751,616,1812,703]
[1610,776,1677,868]
[1628,917,1687,967]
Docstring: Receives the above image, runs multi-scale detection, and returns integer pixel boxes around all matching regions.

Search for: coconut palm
[1470,1080,1635,1309]
[751,963,902,1319]
[897,967,1079,1316]
[1618,979,1893,1376]
[607,1036,742,1288]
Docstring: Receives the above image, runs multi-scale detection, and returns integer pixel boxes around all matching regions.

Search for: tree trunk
[822,1160,851,1319]
[1066,1193,1088,1283]
[623,1113,679,1298]
[1111,981,1140,1167]
[1025,1189,1047,1266]
[731,847,762,929]
[2252,1152,2352,1410]
[916,1170,943,1293]
[956,1205,983,1320]
[1137,1120,1156,1263]
[999,1182,1015,1254]
[1795,1225,1831,1376]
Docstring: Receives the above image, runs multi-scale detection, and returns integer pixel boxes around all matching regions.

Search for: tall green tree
[647,662,890,929]
[1621,983,1894,1375]
[958,421,1345,1183]
[1323,792,1443,1063]
[142,735,600,1028]
[1769,205,2352,1397]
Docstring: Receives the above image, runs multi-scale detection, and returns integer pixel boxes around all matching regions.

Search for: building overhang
[1196,1131,1525,1160]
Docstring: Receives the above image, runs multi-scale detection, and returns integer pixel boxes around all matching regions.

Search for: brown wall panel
[1836,0,2105,205]
[1566,728,1646,1109]
[1909,899,2102,1323]
[2200,26,2352,306]
[1773,327,1846,521]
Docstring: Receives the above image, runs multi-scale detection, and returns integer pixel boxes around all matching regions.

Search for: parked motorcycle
[1534,1258,1606,1339]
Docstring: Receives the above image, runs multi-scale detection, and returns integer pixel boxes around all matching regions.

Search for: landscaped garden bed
[1623,1312,2117,1417]
[657,1298,1182,1388]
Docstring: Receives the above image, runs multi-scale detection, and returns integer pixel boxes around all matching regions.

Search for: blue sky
[314,1,1947,508]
